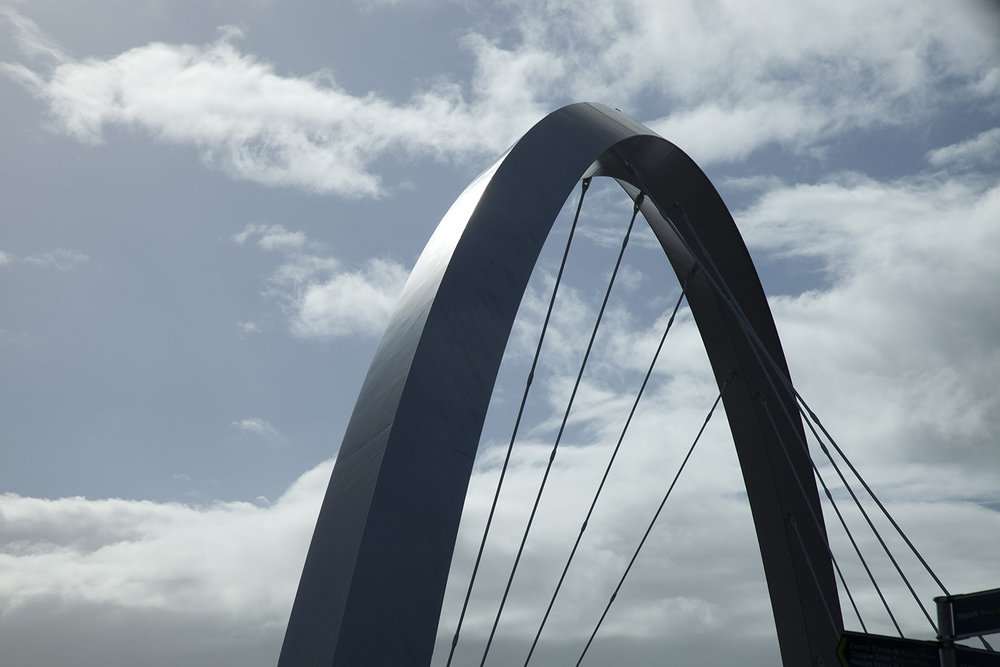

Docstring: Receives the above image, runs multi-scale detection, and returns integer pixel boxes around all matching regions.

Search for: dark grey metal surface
[277,103,842,666]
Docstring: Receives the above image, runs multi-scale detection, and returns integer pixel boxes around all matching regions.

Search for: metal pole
[937,595,956,667]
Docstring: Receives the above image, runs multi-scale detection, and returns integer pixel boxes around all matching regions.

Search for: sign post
[938,589,1000,640]
[936,589,1000,667]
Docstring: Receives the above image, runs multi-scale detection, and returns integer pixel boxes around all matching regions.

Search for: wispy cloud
[3,2,997,195]
[925,127,1000,169]
[231,417,284,441]
[236,320,261,337]
[476,0,999,162]
[0,17,532,197]
[233,224,408,339]
[0,248,91,271]
[0,7,69,64]
[737,171,1000,474]
[232,224,309,252]
[288,257,409,338]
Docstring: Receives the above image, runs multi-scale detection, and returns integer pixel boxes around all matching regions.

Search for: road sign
[838,631,939,667]
[948,588,1000,639]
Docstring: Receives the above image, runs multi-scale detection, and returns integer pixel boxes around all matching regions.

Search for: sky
[1,1,999,665]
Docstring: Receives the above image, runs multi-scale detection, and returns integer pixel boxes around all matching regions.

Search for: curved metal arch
[277,103,842,667]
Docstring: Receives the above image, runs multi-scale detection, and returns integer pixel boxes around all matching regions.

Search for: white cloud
[4,160,1000,661]
[647,100,830,164]
[486,0,1000,163]
[231,417,284,441]
[0,6,69,64]
[926,127,1000,169]
[1,16,534,197]
[1,3,997,665]
[232,223,308,251]
[234,224,409,339]
[289,257,409,338]
[21,248,91,271]
[3,2,997,195]
[736,172,1000,483]
[236,320,261,336]
[0,247,91,271]
[0,458,331,620]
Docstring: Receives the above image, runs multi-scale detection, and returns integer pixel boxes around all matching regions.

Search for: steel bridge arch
[277,103,843,666]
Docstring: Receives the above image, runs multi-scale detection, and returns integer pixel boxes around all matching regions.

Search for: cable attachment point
[720,371,737,393]
[633,192,645,212]
[683,263,700,286]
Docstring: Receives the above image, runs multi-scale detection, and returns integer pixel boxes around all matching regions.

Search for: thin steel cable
[757,376,900,636]
[802,404,994,650]
[728,284,931,635]
[575,375,732,667]
[801,400,950,595]
[522,268,697,666]
[680,199,950,603]
[739,328,898,634]
[630,186,947,633]
[619,184,861,637]
[787,512,842,641]
[691,205,939,635]
[478,192,645,667]
[636,188,866,633]
[741,295,937,635]
[639,186,998,655]
[445,177,591,667]
[811,460,886,635]
[698,221,936,635]
[756,396,887,635]
[797,406,938,634]
[754,394,855,638]
[637,183,949,592]
[623,184,992,652]
[827,520,870,634]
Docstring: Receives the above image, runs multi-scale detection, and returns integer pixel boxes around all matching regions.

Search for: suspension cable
[445,177,591,667]
[811,460,887,635]
[676,200,939,634]
[674,196,951,603]
[595,182,989,651]
[626,182,866,633]
[797,405,938,633]
[801,400,951,595]
[786,511,843,641]
[626,182,949,634]
[522,268,697,666]
[705,242,935,636]
[729,300,900,636]
[756,395,884,636]
[575,374,732,666]
[801,399,992,649]
[478,192,645,667]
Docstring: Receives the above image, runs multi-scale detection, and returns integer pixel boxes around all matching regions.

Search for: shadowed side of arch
[276,103,842,667]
